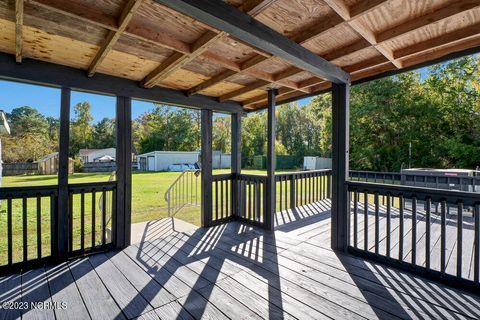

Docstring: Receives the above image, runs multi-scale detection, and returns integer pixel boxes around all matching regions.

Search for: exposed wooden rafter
[393,22,480,60]
[189,12,343,96]
[243,0,480,109]
[141,31,224,88]
[87,0,143,77]
[322,0,401,68]
[15,0,23,63]
[142,0,277,89]
[187,55,267,96]
[153,0,350,84]
[196,0,384,101]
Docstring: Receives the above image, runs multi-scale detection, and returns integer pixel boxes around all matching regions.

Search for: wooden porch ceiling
[0,0,479,112]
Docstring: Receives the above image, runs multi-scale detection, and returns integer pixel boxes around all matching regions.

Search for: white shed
[137,151,200,171]
[137,150,232,171]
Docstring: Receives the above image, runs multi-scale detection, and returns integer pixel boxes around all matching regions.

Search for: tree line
[1,56,478,171]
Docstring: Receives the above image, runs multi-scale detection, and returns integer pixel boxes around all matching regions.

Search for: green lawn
[0,169,329,263]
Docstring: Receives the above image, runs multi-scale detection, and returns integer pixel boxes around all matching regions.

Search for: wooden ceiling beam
[187,7,350,96]
[393,22,480,60]
[142,31,224,88]
[376,0,480,43]
[239,0,278,16]
[145,0,277,90]
[322,0,401,68]
[187,55,267,95]
[87,0,143,77]
[193,0,381,98]
[0,53,244,114]
[15,0,24,63]
[219,80,269,102]
[154,0,350,84]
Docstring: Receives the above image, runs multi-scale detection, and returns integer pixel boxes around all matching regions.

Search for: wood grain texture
[15,0,23,63]
[88,0,143,76]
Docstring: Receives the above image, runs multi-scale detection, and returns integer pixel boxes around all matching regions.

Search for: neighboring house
[0,110,11,187]
[137,150,231,171]
[35,152,74,175]
[79,148,116,163]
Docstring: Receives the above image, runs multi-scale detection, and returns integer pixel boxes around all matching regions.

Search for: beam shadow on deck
[0,199,479,319]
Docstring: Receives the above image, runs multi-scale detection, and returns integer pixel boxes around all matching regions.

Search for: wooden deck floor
[1,200,479,320]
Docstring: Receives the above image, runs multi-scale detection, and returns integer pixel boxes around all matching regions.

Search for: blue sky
[0,64,432,121]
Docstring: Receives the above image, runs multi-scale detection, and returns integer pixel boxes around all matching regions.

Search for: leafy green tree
[92,118,116,149]
[70,102,94,155]
[213,116,231,153]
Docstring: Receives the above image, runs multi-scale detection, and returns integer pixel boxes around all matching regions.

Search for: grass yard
[0,170,275,263]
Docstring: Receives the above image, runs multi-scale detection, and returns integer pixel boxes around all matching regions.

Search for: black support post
[266,89,277,231]
[57,87,70,259]
[115,96,132,248]
[231,113,242,217]
[201,109,213,227]
[331,83,350,251]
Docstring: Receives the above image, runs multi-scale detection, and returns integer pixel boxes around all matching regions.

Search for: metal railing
[347,181,480,289]
[165,170,200,218]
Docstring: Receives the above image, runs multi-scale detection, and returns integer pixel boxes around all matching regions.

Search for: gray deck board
[0,199,479,320]
[0,274,22,320]
[21,268,55,320]
[45,263,90,320]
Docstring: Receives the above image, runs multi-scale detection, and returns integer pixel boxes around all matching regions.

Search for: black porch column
[115,96,132,248]
[231,113,242,217]
[266,89,277,231]
[331,83,350,251]
[57,87,70,259]
[201,109,213,227]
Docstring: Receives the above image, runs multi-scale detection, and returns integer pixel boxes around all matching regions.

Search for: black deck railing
[275,169,331,211]
[349,170,401,184]
[211,173,235,225]
[211,170,333,228]
[68,182,117,255]
[347,181,480,289]
[0,181,117,274]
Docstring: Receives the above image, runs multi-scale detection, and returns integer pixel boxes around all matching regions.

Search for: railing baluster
[92,190,96,247]
[353,191,358,248]
[279,177,283,212]
[37,195,42,260]
[81,191,85,251]
[386,194,391,258]
[215,180,219,221]
[425,197,431,270]
[457,201,463,278]
[399,195,404,261]
[475,203,479,285]
[412,196,417,265]
[102,189,107,246]
[50,194,56,258]
[441,200,446,274]
[7,197,12,265]
[23,195,28,262]
[69,193,73,252]
[225,180,229,218]
[364,191,368,251]
[256,182,261,222]
[375,192,379,254]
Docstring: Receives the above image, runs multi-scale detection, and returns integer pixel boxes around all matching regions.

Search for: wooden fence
[2,162,38,176]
